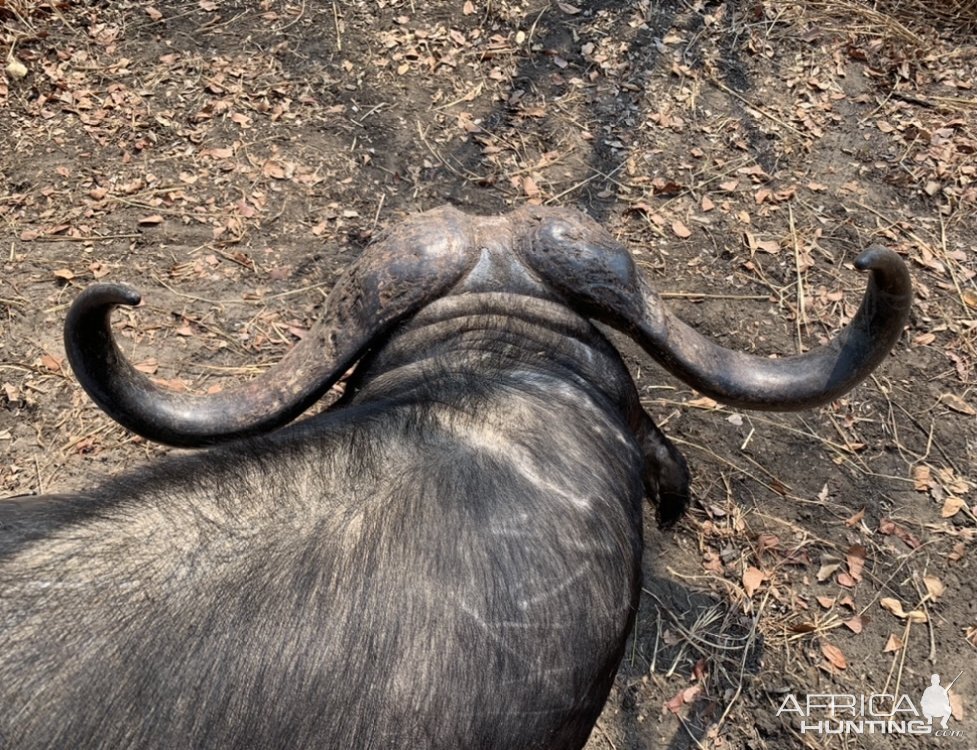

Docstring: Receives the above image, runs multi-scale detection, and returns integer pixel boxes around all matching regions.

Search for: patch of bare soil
[1,1,975,748]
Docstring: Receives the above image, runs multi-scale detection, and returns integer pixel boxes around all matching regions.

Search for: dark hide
[0,294,688,750]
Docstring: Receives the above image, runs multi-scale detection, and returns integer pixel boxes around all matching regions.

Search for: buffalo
[0,206,911,749]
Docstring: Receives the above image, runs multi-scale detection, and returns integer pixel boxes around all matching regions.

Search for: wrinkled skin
[0,206,911,749]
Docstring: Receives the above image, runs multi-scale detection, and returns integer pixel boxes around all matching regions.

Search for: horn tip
[854,245,900,273]
[854,246,912,298]
[77,282,142,308]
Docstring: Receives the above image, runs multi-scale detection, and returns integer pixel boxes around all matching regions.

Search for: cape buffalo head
[64,205,912,447]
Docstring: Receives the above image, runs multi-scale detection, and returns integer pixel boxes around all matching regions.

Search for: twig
[788,204,805,353]
[545,163,626,205]
[416,122,479,181]
[594,723,618,750]
[938,214,975,320]
[31,233,142,243]
[891,619,912,714]
[709,78,806,138]
[676,715,709,750]
[332,2,343,52]
[658,292,770,301]
[151,273,225,306]
[33,455,42,494]
[372,192,385,232]
[716,590,769,730]
[214,249,257,272]
[890,91,937,109]
[278,0,306,31]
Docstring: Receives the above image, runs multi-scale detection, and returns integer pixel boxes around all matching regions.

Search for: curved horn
[65,209,476,447]
[522,211,912,411]
[634,247,912,409]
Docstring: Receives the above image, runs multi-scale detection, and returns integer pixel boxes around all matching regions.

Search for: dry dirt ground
[1,1,976,748]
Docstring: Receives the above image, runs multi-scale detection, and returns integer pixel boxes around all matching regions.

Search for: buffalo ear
[521,211,912,410]
[65,208,478,447]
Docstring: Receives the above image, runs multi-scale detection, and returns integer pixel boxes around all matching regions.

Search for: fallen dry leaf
[879,518,921,549]
[817,562,841,582]
[262,161,287,180]
[200,147,234,159]
[923,575,945,600]
[844,615,867,634]
[744,231,779,254]
[138,214,164,225]
[940,393,976,416]
[40,354,64,374]
[913,465,933,491]
[821,642,847,670]
[881,597,928,622]
[880,597,907,618]
[846,544,866,582]
[756,534,779,554]
[5,57,28,80]
[836,572,857,588]
[950,692,964,721]
[742,566,767,597]
[845,508,866,527]
[152,377,188,392]
[883,633,904,652]
[787,622,816,634]
[663,684,703,715]
[941,497,966,518]
[672,220,691,238]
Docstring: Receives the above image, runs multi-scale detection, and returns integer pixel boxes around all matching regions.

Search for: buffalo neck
[342,292,640,417]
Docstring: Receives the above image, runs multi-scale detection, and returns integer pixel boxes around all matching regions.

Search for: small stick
[659,292,769,301]
[372,192,385,232]
[32,233,142,242]
[332,2,343,52]
[544,163,625,205]
[710,78,806,137]
[788,204,805,353]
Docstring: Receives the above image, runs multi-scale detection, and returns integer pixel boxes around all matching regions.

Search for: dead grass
[799,0,977,39]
